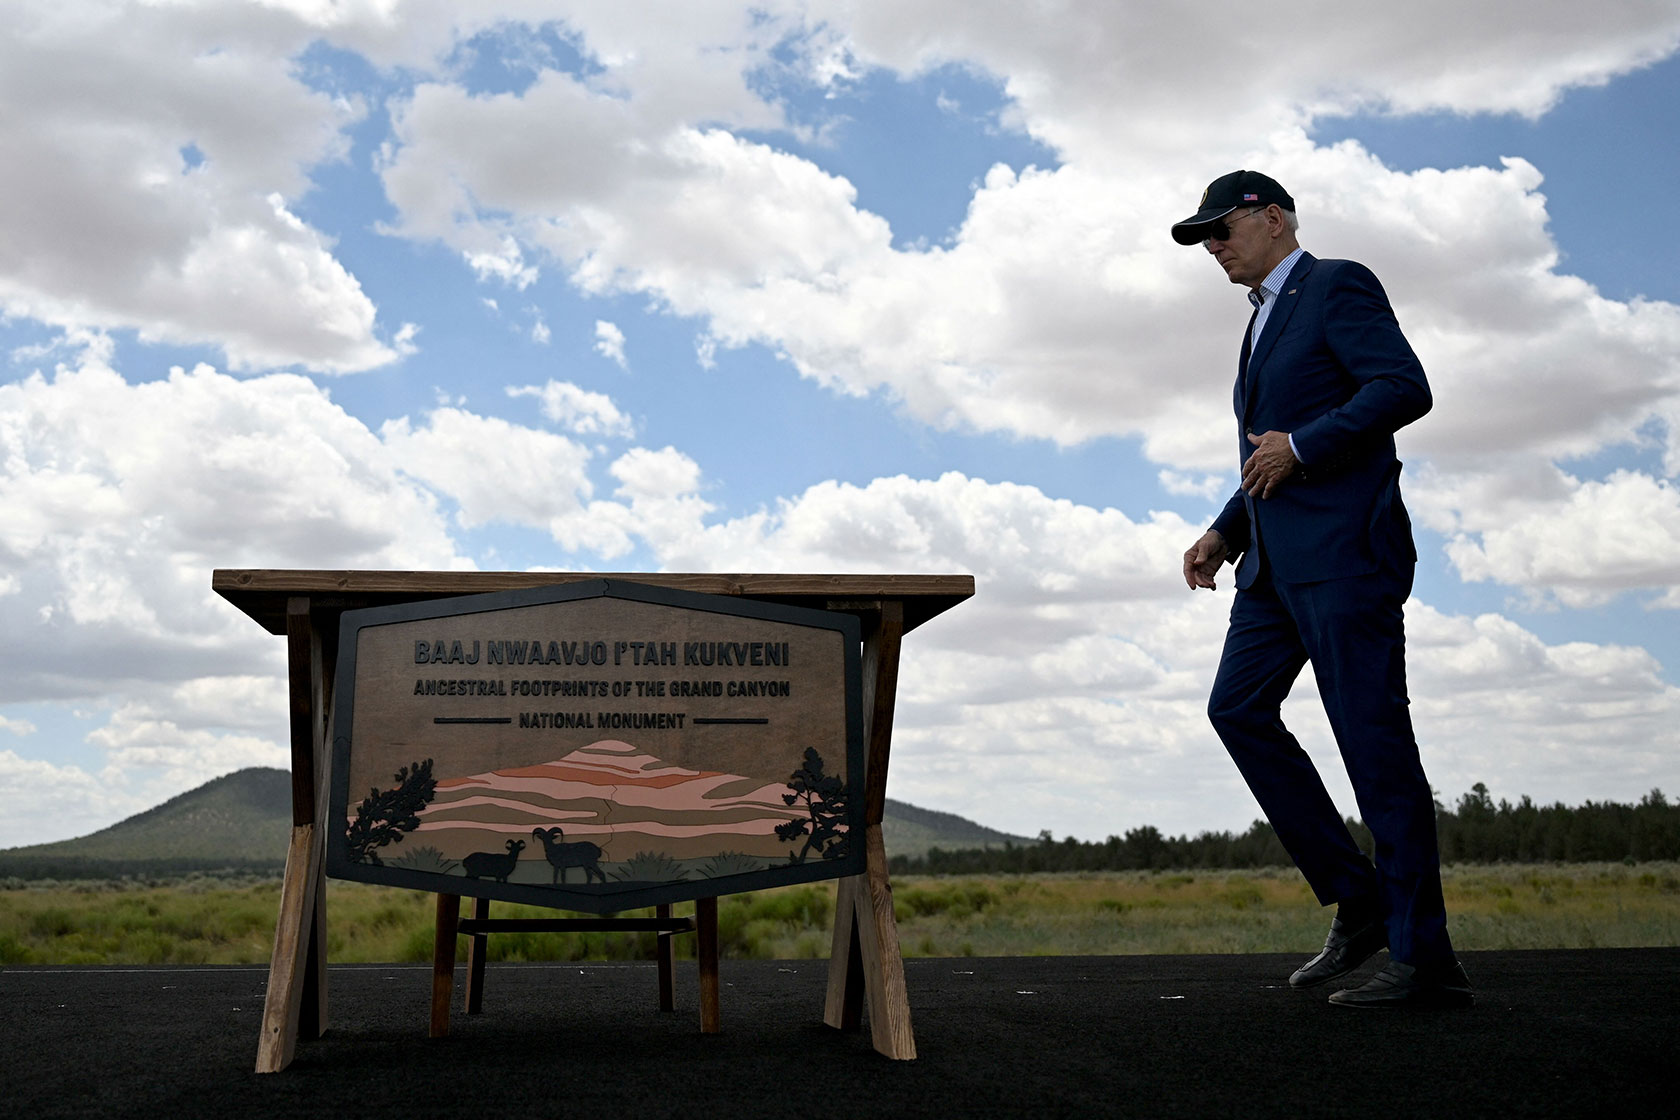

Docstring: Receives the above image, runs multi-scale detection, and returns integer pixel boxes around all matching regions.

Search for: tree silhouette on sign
[346,758,437,865]
[775,748,851,864]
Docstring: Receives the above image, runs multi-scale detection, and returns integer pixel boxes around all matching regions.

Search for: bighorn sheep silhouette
[461,838,525,883]
[531,827,607,885]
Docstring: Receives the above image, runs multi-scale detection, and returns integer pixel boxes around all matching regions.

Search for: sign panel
[325,579,865,912]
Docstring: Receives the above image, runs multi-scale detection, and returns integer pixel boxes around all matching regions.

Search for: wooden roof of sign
[212,569,975,635]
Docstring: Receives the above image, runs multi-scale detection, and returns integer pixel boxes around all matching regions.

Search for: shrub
[390,846,459,875]
[699,851,767,879]
[615,851,686,882]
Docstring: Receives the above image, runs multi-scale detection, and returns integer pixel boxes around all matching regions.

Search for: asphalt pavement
[3,949,1675,1119]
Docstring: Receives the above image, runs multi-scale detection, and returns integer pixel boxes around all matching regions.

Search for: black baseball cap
[1171,170,1296,245]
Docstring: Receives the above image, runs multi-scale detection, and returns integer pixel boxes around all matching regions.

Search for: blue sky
[2,3,1678,848]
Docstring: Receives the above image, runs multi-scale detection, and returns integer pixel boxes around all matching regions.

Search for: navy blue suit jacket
[1210,253,1431,587]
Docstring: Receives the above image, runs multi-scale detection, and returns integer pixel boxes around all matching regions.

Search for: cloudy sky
[3,1,1679,850]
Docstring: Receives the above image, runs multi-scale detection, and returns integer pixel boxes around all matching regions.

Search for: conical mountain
[0,766,1028,880]
[0,768,292,879]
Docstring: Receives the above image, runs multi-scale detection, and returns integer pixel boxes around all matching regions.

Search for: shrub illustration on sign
[390,845,458,875]
[531,827,607,885]
[346,758,437,865]
[776,748,851,864]
[618,850,689,882]
[700,851,766,878]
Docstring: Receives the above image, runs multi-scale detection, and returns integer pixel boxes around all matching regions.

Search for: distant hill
[880,799,1033,858]
[0,768,293,880]
[0,767,1028,880]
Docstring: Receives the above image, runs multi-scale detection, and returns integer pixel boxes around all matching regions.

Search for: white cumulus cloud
[594,320,627,368]
[507,379,636,438]
[0,1,401,372]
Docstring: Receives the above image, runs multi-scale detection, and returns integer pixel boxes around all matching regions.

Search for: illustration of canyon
[366,739,838,885]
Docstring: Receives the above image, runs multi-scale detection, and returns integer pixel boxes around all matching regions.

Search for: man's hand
[1183,529,1229,590]
[1242,430,1298,498]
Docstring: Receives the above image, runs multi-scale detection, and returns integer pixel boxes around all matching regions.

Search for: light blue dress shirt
[1246,247,1307,462]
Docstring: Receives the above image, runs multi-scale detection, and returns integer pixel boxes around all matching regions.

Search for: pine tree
[775,748,851,864]
[345,759,437,865]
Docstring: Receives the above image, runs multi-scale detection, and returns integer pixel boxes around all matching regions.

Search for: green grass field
[2,863,1676,966]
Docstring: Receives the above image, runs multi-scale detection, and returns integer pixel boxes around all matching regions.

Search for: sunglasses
[1201,207,1267,246]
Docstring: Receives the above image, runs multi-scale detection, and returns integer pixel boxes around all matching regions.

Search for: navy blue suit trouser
[1207,558,1453,966]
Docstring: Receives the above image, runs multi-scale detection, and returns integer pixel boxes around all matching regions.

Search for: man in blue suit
[1174,170,1471,1007]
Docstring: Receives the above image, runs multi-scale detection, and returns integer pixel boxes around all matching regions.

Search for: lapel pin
[1287,289,1297,295]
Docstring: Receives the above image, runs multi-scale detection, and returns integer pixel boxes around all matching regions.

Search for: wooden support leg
[696,896,720,1033]
[656,903,676,1012]
[431,894,460,1038]
[298,866,328,1041]
[303,610,336,1042]
[823,876,866,1031]
[822,599,915,1058]
[255,822,324,1073]
[465,897,490,1015]
[256,598,332,1074]
[823,824,915,1058]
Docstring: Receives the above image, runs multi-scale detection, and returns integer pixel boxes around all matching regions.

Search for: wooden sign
[325,579,864,911]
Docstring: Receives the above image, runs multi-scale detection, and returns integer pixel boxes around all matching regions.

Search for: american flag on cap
[1170,171,1296,244]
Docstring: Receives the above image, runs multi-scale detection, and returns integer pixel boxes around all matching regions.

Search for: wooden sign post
[213,570,972,1072]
